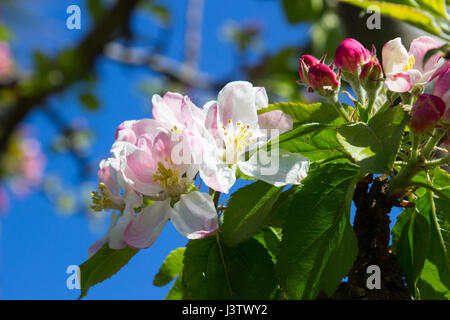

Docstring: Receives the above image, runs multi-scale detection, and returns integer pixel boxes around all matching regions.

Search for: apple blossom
[111,119,218,249]
[382,36,441,93]
[199,81,310,193]
[410,94,445,134]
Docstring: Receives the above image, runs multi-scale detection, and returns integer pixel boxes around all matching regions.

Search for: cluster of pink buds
[298,38,384,100]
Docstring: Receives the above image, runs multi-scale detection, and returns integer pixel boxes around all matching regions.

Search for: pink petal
[385,70,421,93]
[409,36,441,73]
[258,110,293,134]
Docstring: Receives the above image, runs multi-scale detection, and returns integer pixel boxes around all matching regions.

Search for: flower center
[222,120,256,154]
[403,55,415,71]
[169,125,182,133]
[152,161,186,197]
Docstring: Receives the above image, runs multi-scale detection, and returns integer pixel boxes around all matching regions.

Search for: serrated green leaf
[277,162,361,299]
[78,244,139,299]
[153,247,185,287]
[337,106,408,173]
[223,181,283,246]
[183,236,276,299]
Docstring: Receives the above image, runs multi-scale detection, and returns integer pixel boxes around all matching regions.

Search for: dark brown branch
[333,175,412,300]
[0,0,140,155]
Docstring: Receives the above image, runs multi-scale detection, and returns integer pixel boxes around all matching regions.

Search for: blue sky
[0,0,318,299]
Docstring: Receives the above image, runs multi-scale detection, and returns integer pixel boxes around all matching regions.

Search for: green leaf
[253,227,282,263]
[79,93,100,111]
[165,274,184,300]
[259,101,342,124]
[282,0,325,23]
[183,236,276,299]
[261,102,349,163]
[223,181,283,246]
[416,194,450,297]
[337,106,408,173]
[153,247,185,287]
[392,207,431,297]
[280,128,347,162]
[78,244,139,299]
[339,1,444,37]
[418,260,450,299]
[414,0,448,19]
[277,163,361,299]
[263,185,300,228]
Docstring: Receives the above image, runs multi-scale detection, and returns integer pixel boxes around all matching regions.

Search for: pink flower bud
[334,38,371,76]
[410,94,446,133]
[298,55,319,85]
[360,59,383,91]
[308,63,339,96]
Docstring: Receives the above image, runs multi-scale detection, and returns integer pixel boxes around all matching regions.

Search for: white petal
[200,159,236,194]
[382,38,409,75]
[171,191,219,239]
[254,86,269,110]
[239,149,310,187]
[217,81,259,128]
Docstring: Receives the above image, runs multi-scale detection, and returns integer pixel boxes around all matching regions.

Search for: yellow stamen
[403,55,415,71]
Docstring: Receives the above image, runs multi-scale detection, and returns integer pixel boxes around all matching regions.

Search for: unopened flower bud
[410,94,446,133]
[308,63,339,96]
[298,55,319,85]
[360,60,383,91]
[334,38,371,77]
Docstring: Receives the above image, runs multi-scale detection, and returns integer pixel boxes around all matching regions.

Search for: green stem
[410,133,420,163]
[424,156,450,169]
[408,182,450,203]
[423,128,446,159]
[328,95,350,123]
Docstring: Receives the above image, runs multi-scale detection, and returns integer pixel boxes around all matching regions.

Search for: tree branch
[0,0,140,155]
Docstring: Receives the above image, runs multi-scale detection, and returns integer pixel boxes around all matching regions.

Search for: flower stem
[328,95,351,123]
[422,128,446,159]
